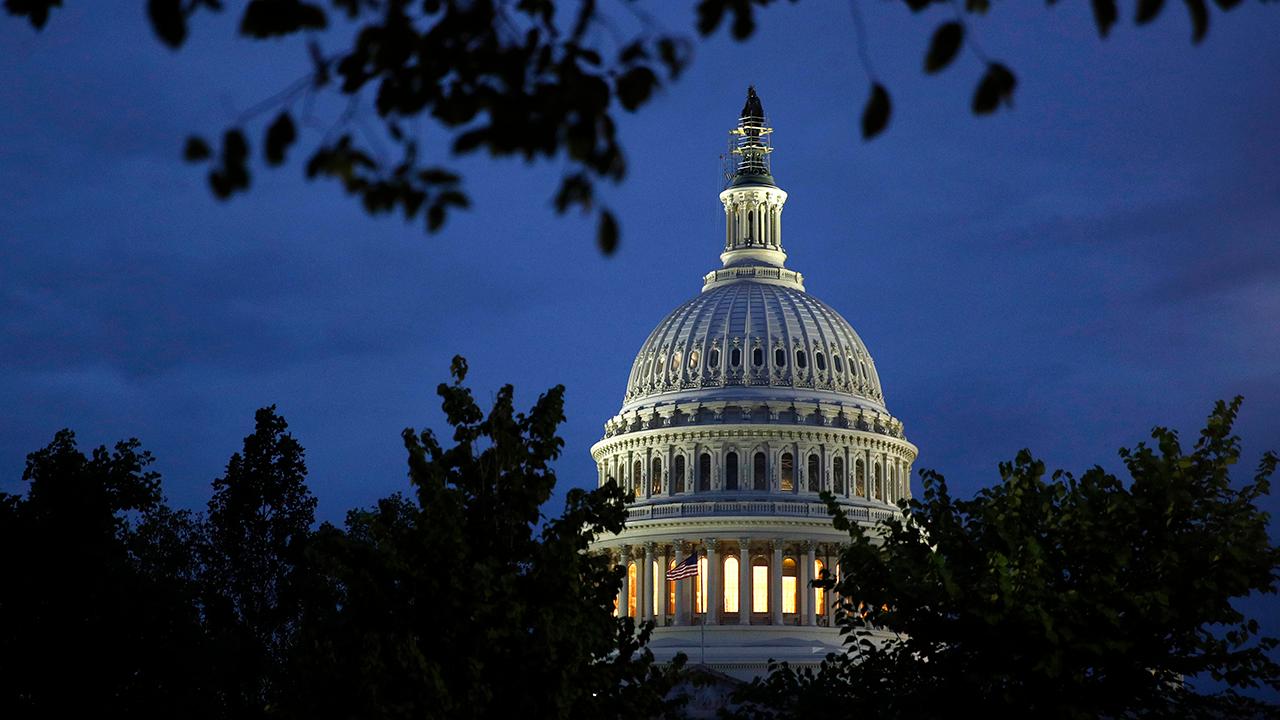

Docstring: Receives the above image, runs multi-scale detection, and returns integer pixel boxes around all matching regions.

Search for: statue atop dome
[729,86,774,186]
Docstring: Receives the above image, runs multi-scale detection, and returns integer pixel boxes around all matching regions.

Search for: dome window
[773,348,786,366]
[833,457,845,495]
[709,347,721,369]
[752,347,764,367]
[688,349,699,368]
[807,454,820,492]
[673,455,686,493]
[671,351,681,371]
[753,452,767,491]
[651,458,663,495]
[730,347,741,368]
[725,452,739,490]
[780,452,794,492]
[656,354,665,372]
[833,355,844,374]
[815,351,826,372]
[698,453,712,492]
[796,350,807,369]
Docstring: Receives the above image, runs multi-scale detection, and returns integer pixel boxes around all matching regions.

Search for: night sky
[2,0,1277,647]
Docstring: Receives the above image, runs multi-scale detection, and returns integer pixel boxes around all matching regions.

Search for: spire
[729,86,775,187]
[706,86,800,291]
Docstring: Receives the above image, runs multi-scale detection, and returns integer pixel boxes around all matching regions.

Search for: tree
[735,398,1280,719]
[0,430,213,719]
[202,405,318,719]
[273,356,681,719]
[5,1,1266,253]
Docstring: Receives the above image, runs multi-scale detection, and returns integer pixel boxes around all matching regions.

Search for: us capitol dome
[590,88,918,681]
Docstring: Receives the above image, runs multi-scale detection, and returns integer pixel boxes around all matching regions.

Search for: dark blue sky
[2,0,1277,637]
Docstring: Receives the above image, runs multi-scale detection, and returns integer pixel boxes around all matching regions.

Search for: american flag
[666,553,699,580]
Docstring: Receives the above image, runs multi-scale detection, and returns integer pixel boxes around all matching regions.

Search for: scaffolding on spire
[726,86,775,187]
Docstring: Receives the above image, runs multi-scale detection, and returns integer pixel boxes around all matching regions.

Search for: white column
[738,537,751,625]
[657,546,670,626]
[641,543,654,623]
[705,539,720,625]
[618,546,631,618]
[769,541,783,625]
[673,539,688,626]
[804,542,816,626]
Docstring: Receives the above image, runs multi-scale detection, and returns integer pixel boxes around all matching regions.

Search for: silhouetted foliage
[202,405,317,719]
[0,431,214,719]
[733,398,1280,719]
[5,1,1266,253]
[274,356,682,719]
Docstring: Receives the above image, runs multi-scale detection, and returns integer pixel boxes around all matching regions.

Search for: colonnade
[613,538,840,628]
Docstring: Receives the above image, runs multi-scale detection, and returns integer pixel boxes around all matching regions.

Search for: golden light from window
[814,558,826,612]
[627,561,637,618]
[752,561,768,613]
[782,557,797,614]
[667,559,676,615]
[696,556,708,613]
[723,556,739,613]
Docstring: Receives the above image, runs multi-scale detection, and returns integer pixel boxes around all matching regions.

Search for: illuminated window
[753,452,767,491]
[796,350,807,369]
[652,559,661,616]
[752,558,769,613]
[782,557,798,614]
[725,452,739,491]
[855,459,866,497]
[651,458,663,495]
[723,556,740,613]
[814,558,826,613]
[633,460,642,496]
[627,561,637,618]
[671,352,681,373]
[833,457,845,495]
[698,453,711,492]
[696,555,708,613]
[656,354,664,372]
[673,455,685,494]
[774,347,786,366]
[667,559,676,615]
[688,349,699,368]
[807,454,820,492]
[780,452,794,492]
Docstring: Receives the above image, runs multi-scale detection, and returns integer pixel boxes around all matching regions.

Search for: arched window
[782,557,798,614]
[874,463,883,500]
[752,556,769,613]
[651,458,663,495]
[855,459,866,497]
[627,561,638,618]
[753,452,767,491]
[723,556,740,613]
[774,347,786,366]
[752,346,764,367]
[833,457,845,495]
[815,351,826,371]
[834,354,844,374]
[709,346,721,368]
[848,356,856,377]
[780,452,794,492]
[633,459,643,496]
[725,452,739,491]
[814,558,827,615]
[688,349,699,368]
[807,454,820,492]
[698,453,711,492]
[796,350,807,369]
[673,455,686,494]
[730,346,741,368]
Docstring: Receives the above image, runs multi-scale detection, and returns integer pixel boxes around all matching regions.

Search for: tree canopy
[735,398,1280,719]
[5,0,1267,253]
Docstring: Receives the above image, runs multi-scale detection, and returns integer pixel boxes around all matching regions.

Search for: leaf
[239,0,326,38]
[147,0,187,48]
[1091,0,1118,38]
[860,83,891,140]
[597,209,619,255]
[972,63,1016,115]
[615,67,657,112]
[183,136,211,162]
[5,0,63,30]
[264,111,297,166]
[1136,0,1165,24]
[1185,0,1209,42]
[924,22,964,74]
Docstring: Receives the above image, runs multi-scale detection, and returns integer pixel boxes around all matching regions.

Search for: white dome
[623,279,885,413]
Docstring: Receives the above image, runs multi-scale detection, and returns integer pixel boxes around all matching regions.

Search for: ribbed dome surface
[622,280,884,410]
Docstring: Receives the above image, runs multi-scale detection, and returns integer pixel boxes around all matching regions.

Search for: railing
[625,499,897,525]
